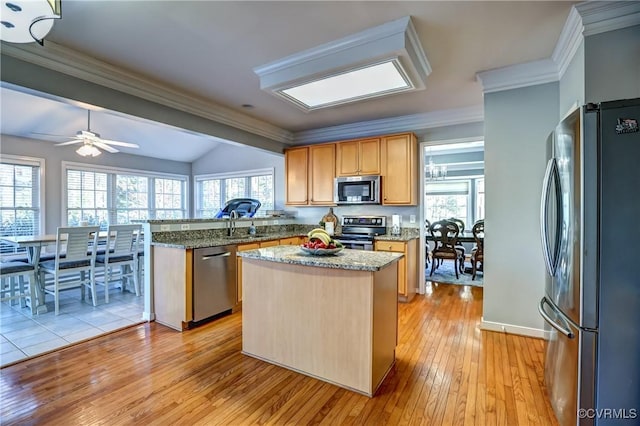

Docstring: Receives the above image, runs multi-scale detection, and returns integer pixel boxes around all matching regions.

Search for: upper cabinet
[381,133,417,205]
[285,147,309,206]
[285,144,336,206]
[336,138,380,176]
[285,132,416,206]
[308,144,336,205]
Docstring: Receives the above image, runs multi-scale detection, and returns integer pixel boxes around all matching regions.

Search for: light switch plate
[160,224,170,231]
[410,215,416,223]
[180,224,190,230]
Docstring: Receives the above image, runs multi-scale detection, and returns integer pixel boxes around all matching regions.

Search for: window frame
[425,177,484,229]
[194,167,275,218]
[62,161,189,226]
[0,154,46,254]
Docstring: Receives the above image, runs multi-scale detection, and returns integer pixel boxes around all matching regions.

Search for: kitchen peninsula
[239,245,402,397]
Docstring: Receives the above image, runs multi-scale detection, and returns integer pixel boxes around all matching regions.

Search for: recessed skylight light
[254,16,431,112]
[280,61,411,109]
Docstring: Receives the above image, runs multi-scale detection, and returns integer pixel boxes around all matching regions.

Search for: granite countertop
[151,231,306,249]
[374,228,420,242]
[238,245,403,272]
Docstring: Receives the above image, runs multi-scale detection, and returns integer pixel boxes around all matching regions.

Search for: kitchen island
[239,245,402,397]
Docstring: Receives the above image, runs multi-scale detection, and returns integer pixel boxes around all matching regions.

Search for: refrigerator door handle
[539,297,575,339]
[540,158,560,276]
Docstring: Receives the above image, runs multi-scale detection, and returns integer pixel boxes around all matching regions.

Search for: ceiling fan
[53,110,140,156]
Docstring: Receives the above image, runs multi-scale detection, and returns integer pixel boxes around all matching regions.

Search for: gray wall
[585,25,640,103]
[559,41,585,118]
[0,134,191,233]
[483,82,559,332]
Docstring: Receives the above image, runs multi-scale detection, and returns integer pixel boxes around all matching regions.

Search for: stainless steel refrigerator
[539,98,640,426]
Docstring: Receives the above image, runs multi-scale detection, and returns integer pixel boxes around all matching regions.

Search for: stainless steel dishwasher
[193,245,237,322]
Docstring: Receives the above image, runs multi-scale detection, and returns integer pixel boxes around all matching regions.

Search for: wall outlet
[273,220,279,225]
[410,215,416,223]
[180,224,190,230]
[160,224,170,231]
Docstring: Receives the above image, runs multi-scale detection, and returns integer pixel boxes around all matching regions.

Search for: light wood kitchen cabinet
[375,239,417,302]
[153,246,193,330]
[308,144,336,205]
[259,239,279,248]
[335,138,380,176]
[236,242,260,303]
[381,133,417,205]
[285,147,309,206]
[285,144,335,206]
[279,236,303,245]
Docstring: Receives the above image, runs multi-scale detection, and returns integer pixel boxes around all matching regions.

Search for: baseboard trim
[480,318,550,340]
[142,311,155,322]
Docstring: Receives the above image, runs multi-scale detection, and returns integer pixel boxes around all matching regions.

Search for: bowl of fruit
[300,228,344,256]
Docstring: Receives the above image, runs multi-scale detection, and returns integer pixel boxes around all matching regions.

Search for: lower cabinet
[374,239,417,302]
[236,243,260,303]
[279,236,303,246]
[153,246,193,331]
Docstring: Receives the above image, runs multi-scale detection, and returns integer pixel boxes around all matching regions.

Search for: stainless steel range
[333,215,387,251]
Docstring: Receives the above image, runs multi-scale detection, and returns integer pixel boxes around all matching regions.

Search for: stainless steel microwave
[334,175,381,205]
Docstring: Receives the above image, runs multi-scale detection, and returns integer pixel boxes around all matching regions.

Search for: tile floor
[0,286,144,367]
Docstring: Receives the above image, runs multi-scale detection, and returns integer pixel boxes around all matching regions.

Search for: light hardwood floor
[0,283,558,425]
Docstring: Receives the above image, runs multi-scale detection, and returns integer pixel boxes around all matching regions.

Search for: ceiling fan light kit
[0,0,61,45]
[53,110,140,156]
[76,143,101,157]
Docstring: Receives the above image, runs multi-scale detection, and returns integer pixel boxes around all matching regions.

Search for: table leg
[27,246,48,314]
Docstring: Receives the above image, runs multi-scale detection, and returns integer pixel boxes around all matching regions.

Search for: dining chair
[94,224,141,303]
[471,220,484,280]
[0,260,37,314]
[425,219,431,266]
[39,226,100,315]
[429,220,465,279]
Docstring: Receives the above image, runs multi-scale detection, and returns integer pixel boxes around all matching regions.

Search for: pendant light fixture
[0,0,62,45]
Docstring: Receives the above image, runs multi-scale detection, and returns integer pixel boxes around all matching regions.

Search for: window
[64,162,188,228]
[195,168,274,218]
[475,178,485,222]
[0,155,44,254]
[425,178,484,230]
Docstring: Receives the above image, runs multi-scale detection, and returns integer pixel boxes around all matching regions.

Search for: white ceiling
[0,1,578,161]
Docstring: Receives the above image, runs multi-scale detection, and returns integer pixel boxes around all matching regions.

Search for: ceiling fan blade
[93,141,119,153]
[97,139,140,148]
[55,139,83,146]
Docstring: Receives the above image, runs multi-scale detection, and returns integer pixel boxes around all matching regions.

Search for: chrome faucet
[227,210,239,236]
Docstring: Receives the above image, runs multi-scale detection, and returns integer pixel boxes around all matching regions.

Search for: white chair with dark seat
[39,226,100,315]
[94,224,141,303]
[0,260,37,314]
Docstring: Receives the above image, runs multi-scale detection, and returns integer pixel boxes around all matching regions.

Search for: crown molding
[253,16,431,111]
[552,6,584,79]
[293,105,484,145]
[477,1,640,94]
[475,58,559,94]
[576,1,640,36]
[0,41,294,144]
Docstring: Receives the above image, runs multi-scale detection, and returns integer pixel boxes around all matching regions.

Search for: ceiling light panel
[281,61,411,109]
[254,16,430,112]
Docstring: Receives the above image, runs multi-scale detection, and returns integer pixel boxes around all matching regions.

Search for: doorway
[418,139,484,294]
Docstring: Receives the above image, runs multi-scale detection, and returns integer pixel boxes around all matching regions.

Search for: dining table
[1,232,108,314]
[425,231,478,244]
